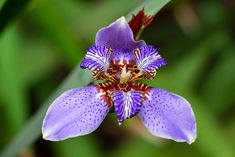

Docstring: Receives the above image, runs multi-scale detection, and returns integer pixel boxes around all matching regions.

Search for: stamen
[120,65,131,84]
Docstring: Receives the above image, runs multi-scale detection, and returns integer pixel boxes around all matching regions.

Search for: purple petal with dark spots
[42,85,110,141]
[139,88,196,144]
[112,90,143,125]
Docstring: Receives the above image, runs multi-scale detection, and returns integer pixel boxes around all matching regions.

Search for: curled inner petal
[133,46,167,79]
[95,17,145,52]
[80,45,112,79]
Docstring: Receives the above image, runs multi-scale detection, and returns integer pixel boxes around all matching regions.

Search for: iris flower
[42,17,196,144]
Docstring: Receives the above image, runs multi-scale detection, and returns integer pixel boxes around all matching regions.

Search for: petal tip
[42,129,54,141]
[41,125,58,141]
[187,138,196,144]
[181,119,197,144]
[117,16,127,26]
[118,121,122,126]
[187,127,197,144]
[42,134,50,141]
[42,127,67,141]
[186,134,197,144]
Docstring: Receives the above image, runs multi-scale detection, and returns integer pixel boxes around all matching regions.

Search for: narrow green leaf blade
[30,0,82,67]
[0,24,28,136]
[126,0,170,20]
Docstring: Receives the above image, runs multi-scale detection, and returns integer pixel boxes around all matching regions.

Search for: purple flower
[42,17,196,144]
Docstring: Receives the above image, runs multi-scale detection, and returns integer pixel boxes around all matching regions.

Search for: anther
[120,65,131,84]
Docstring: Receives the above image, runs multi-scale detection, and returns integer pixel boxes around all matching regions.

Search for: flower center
[120,65,131,84]
[106,59,143,85]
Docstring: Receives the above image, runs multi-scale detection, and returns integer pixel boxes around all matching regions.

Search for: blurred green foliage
[0,0,235,157]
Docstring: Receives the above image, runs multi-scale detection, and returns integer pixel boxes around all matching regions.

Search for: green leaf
[0,24,28,136]
[19,39,60,86]
[54,136,101,157]
[126,0,171,20]
[192,96,235,157]
[0,0,31,33]
[29,0,83,68]
[0,0,171,156]
[0,0,6,10]
[202,45,235,114]
[108,137,157,157]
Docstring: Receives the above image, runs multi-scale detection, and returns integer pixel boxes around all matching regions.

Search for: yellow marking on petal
[108,48,113,56]
[120,65,131,84]
[129,71,143,82]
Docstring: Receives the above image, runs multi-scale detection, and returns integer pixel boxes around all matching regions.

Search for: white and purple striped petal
[139,88,196,144]
[42,85,110,141]
[80,45,112,75]
[112,90,143,125]
[134,46,167,78]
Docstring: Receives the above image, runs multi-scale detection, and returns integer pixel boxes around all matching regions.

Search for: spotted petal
[134,46,167,79]
[112,90,143,125]
[42,85,110,141]
[139,88,196,144]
